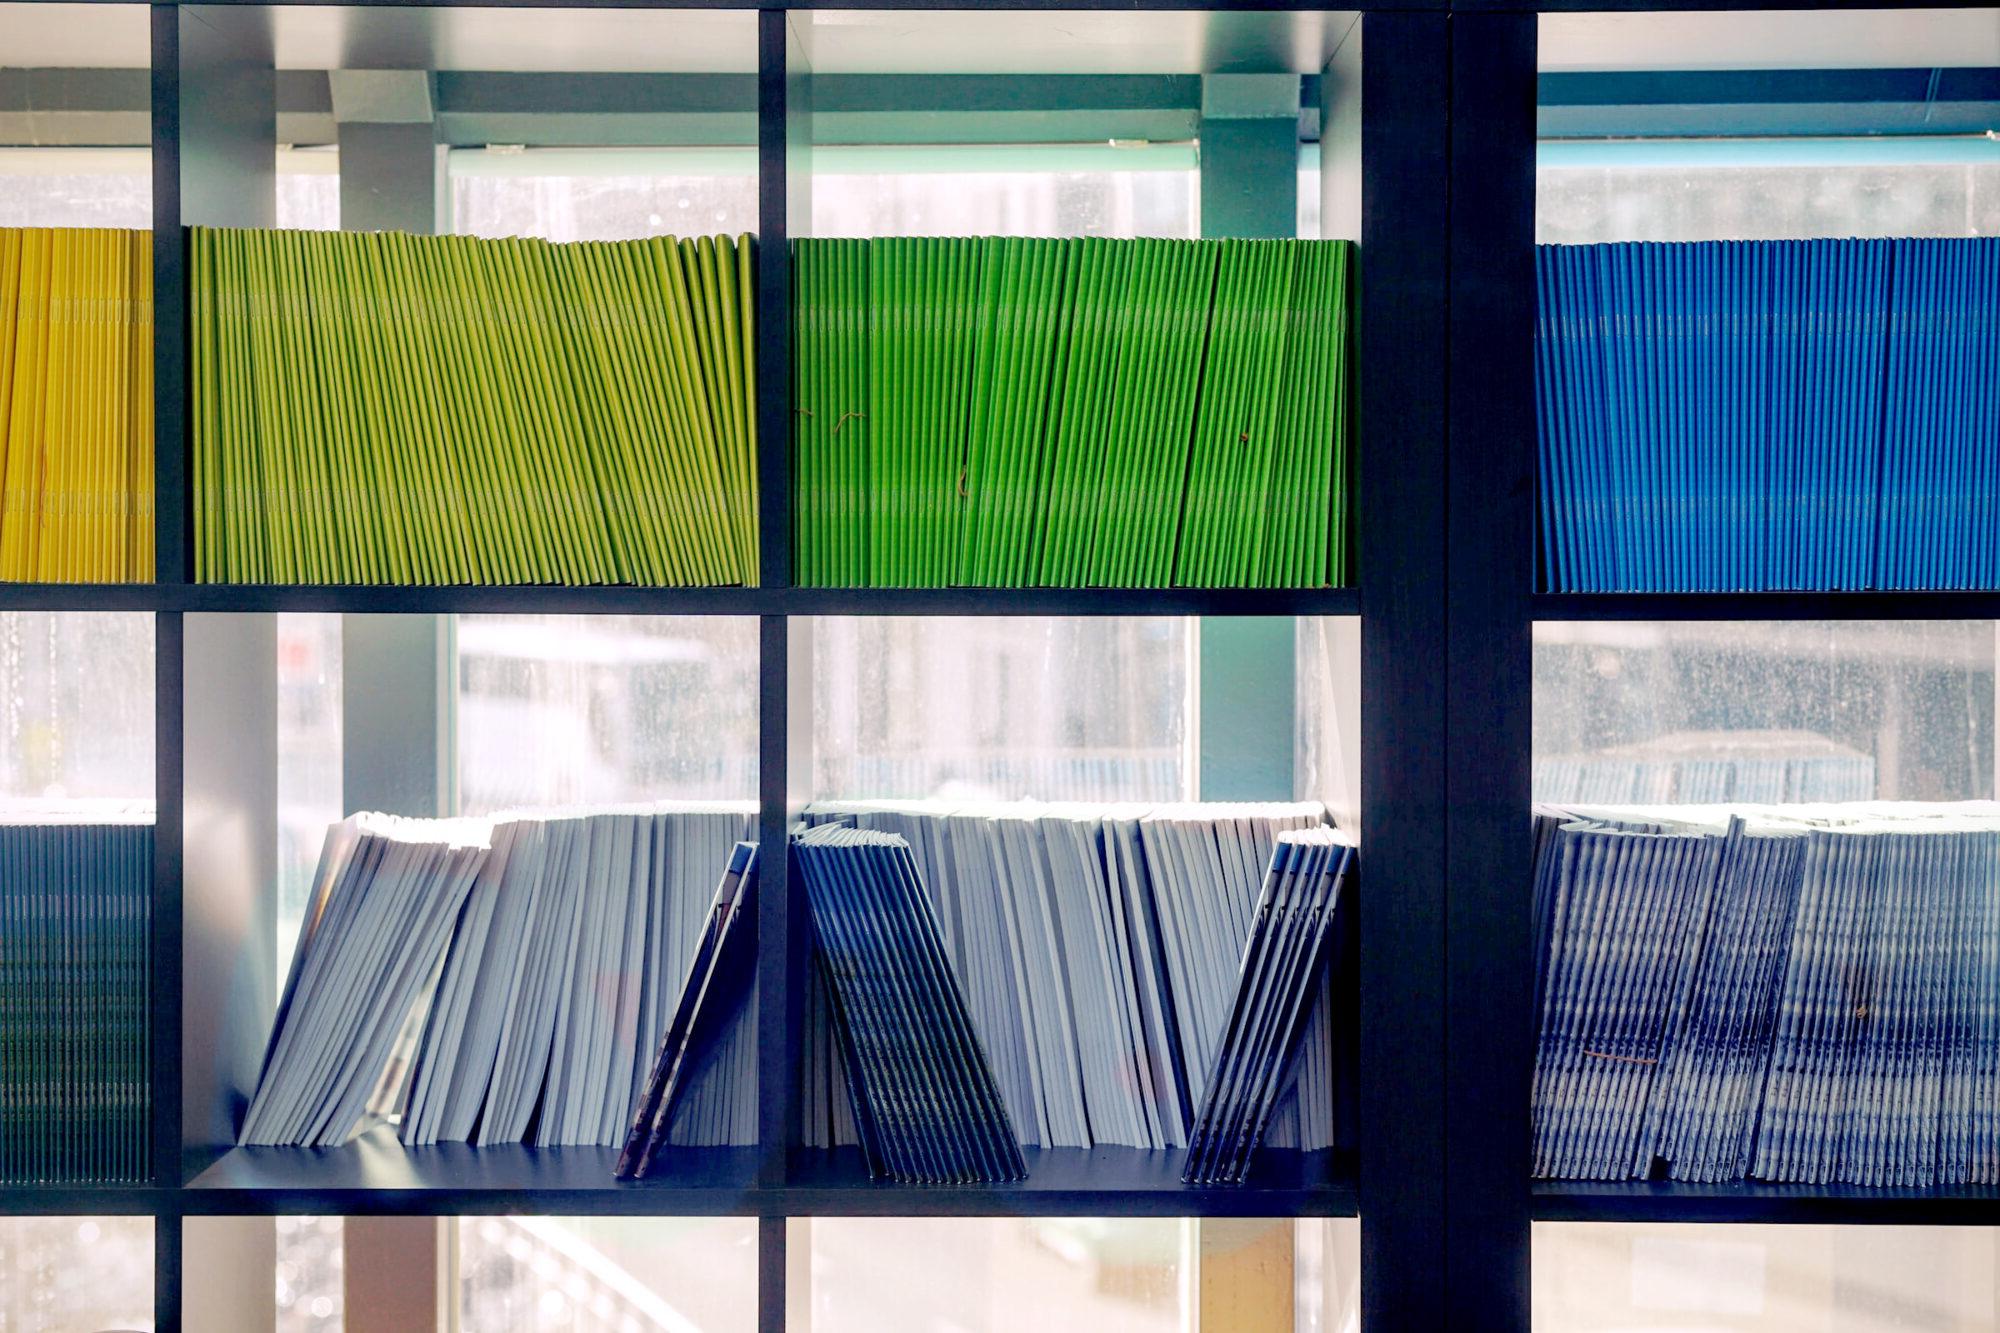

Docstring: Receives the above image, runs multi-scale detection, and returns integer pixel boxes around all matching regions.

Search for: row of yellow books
[0,229,154,583]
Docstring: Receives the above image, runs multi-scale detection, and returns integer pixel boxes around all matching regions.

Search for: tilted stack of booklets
[0,228,155,582]
[1532,801,2000,1186]
[191,227,758,586]
[240,802,756,1150]
[1183,828,1354,1185]
[617,841,758,1180]
[798,800,1349,1161]
[792,823,1027,1184]
[0,801,154,1183]
[1536,237,2000,592]
[792,236,1353,589]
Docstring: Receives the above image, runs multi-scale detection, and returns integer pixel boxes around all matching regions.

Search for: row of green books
[793,237,1354,588]
[192,227,758,585]
[0,808,152,1184]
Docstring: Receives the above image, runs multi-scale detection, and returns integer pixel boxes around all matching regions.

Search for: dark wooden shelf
[174,1133,1356,1218]
[1,583,1360,618]
[182,1129,763,1215]
[0,1183,167,1216]
[1532,590,2000,622]
[1534,1178,2000,1226]
[783,1146,1358,1218]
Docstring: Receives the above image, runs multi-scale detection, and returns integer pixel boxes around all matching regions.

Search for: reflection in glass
[0,1216,153,1331]
[0,612,153,801]
[456,615,758,814]
[458,1216,756,1333]
[1534,621,1996,805]
[813,616,1191,802]
[1535,1222,2000,1332]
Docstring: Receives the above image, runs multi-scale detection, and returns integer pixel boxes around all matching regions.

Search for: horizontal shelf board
[184,1131,763,1214]
[0,583,164,612]
[1534,1179,2000,1225]
[1532,591,2000,622]
[0,1184,166,1216]
[3,584,1360,617]
[174,584,764,615]
[780,586,1360,617]
[173,1135,1354,1217]
[783,1146,1358,1217]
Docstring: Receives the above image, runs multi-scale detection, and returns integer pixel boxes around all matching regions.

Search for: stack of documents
[1532,801,2000,1185]
[792,237,1353,589]
[0,802,153,1183]
[798,800,1345,1159]
[1536,238,2000,592]
[192,228,758,585]
[1183,828,1354,1185]
[0,229,154,582]
[240,803,756,1150]
[793,823,1027,1183]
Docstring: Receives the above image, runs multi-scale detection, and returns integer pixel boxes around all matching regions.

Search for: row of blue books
[1537,237,2000,592]
[0,806,152,1184]
[1184,828,1354,1185]
[1534,802,2000,1185]
[794,824,1025,1182]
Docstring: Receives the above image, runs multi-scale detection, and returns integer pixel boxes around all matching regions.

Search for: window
[0,1217,154,1332]
[0,612,153,801]
[455,615,758,814]
[810,144,1197,240]
[811,616,1193,802]
[450,148,757,243]
[1533,621,1996,805]
[1535,1222,2000,1332]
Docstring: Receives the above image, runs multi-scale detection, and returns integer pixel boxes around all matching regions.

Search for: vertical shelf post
[150,8,187,1329]
[1446,11,1537,1325]
[757,14,812,1333]
[1354,11,1451,1327]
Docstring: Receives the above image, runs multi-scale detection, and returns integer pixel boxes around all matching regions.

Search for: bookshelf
[5,1,1995,1331]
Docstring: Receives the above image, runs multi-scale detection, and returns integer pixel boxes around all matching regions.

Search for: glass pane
[275,613,343,994]
[0,1216,154,1332]
[1537,142,2000,245]
[0,612,154,801]
[455,614,759,814]
[1294,1218,1361,1333]
[451,148,757,242]
[276,147,339,232]
[0,148,151,229]
[1535,1222,2000,1332]
[275,1215,343,1333]
[804,1218,1349,1331]
[1533,620,1996,805]
[804,1218,1186,1332]
[811,615,1191,802]
[458,1216,756,1333]
[811,145,1196,240]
